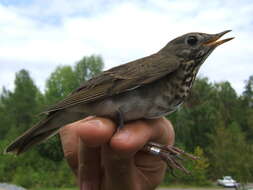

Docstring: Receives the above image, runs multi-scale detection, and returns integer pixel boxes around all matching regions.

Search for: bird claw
[143,142,198,174]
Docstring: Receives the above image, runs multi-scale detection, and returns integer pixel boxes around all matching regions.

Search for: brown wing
[44,53,180,113]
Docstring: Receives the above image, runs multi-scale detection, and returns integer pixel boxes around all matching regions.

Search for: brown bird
[5,30,233,173]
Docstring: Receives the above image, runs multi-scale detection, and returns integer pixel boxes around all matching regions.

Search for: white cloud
[0,0,252,94]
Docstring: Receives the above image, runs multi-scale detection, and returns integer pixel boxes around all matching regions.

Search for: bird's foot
[143,142,198,174]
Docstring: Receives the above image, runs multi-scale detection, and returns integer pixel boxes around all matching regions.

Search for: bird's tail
[5,111,85,155]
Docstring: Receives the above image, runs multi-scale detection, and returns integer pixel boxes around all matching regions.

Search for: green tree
[213,81,240,126]
[0,87,13,139]
[207,122,253,183]
[75,55,104,84]
[189,146,210,185]
[44,55,104,106]
[45,66,78,106]
[241,75,253,141]
[1,70,41,134]
[243,75,253,107]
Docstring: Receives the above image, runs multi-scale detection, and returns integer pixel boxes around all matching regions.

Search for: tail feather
[5,111,85,155]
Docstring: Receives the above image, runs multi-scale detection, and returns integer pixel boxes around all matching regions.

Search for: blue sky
[0,0,253,94]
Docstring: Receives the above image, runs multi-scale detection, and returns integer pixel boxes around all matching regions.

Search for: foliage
[187,146,210,186]
[207,122,253,184]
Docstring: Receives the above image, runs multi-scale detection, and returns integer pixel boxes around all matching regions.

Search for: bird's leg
[116,108,124,129]
[114,111,197,174]
[142,142,198,174]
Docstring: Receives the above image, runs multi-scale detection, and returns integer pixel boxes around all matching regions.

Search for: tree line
[0,55,252,188]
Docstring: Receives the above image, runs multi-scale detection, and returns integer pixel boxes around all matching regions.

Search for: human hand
[59,117,174,190]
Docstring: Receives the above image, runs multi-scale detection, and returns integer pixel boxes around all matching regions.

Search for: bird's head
[161,30,234,66]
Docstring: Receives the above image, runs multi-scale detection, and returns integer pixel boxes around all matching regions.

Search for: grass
[33,188,77,190]
[33,185,224,190]
[159,183,223,189]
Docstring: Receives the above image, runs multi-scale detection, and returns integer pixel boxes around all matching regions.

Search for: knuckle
[110,137,136,155]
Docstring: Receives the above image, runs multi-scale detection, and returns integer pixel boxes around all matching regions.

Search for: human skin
[59,117,175,190]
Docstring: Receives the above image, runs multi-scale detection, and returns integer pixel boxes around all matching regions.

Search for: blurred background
[0,0,253,189]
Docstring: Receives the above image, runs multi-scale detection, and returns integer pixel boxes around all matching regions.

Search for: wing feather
[44,53,180,113]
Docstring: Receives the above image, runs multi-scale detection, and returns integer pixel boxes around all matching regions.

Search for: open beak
[203,30,234,47]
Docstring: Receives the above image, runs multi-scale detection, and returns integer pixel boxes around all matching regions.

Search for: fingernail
[115,129,130,141]
[85,119,104,128]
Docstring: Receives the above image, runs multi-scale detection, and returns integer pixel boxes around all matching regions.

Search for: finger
[60,122,79,175]
[101,144,139,190]
[134,118,175,167]
[109,117,173,157]
[76,118,116,190]
[146,117,175,145]
[101,121,150,190]
[79,140,101,190]
[107,118,174,189]
[59,117,116,175]
[102,118,173,189]
[60,117,95,175]
[76,117,116,147]
[135,118,175,188]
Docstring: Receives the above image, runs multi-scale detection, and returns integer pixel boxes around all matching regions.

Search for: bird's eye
[187,36,198,46]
